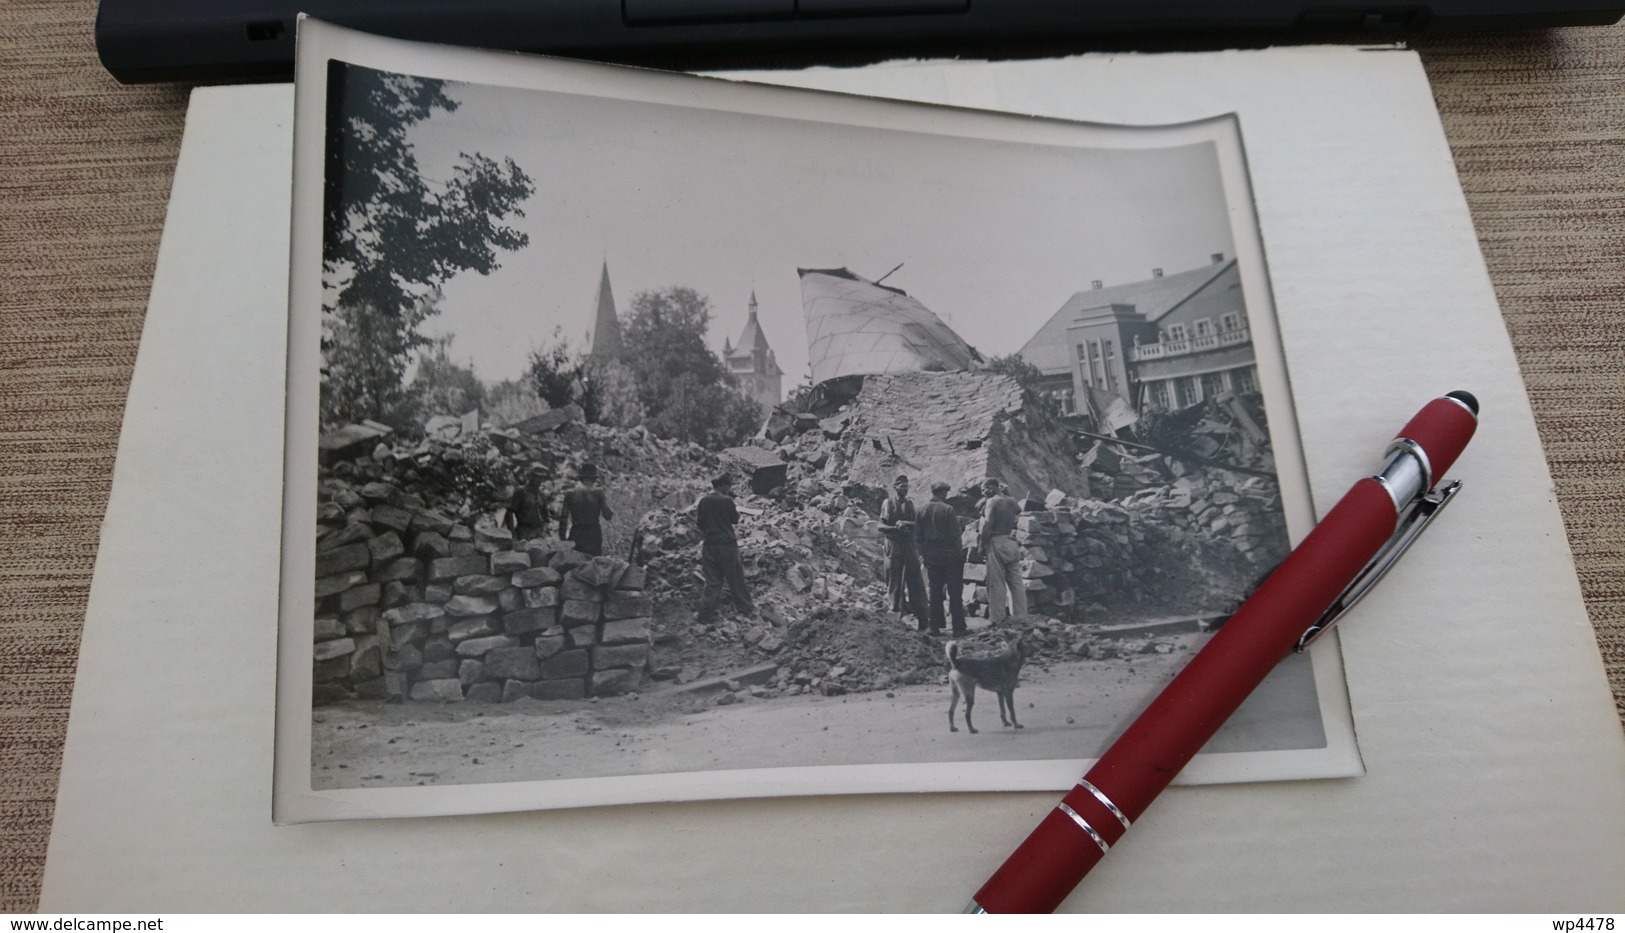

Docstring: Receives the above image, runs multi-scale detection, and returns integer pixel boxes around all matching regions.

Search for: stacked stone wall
[312,480,652,704]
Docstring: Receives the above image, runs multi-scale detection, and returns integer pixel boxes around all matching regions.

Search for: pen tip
[1445,390,1478,416]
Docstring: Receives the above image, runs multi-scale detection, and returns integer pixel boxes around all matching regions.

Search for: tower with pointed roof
[722,291,784,412]
[588,261,622,359]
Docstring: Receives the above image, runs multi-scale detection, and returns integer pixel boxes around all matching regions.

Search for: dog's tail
[945,640,961,671]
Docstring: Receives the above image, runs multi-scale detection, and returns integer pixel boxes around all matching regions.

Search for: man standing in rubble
[880,473,928,630]
[506,463,553,543]
[697,472,755,623]
[559,462,614,556]
[916,480,967,636]
[978,477,1028,624]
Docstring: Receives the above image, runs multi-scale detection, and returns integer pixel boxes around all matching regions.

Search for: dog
[946,635,1026,734]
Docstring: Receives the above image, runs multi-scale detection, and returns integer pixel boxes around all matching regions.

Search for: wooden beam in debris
[1067,428,1278,480]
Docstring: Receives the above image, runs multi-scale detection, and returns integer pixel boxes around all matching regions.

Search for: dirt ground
[311,633,1324,790]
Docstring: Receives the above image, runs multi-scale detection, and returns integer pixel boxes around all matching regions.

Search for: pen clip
[1294,479,1462,652]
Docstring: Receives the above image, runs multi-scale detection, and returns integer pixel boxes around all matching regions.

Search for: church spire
[588,261,622,359]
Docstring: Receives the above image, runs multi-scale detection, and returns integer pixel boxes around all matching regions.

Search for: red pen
[965,391,1480,913]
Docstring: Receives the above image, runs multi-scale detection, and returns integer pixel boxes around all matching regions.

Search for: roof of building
[798,267,981,385]
[728,293,773,356]
[1019,259,1236,375]
[588,261,622,358]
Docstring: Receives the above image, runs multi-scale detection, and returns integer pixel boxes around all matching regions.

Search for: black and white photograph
[276,22,1356,821]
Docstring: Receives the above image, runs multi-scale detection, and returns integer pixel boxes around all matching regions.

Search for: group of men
[505,462,616,556]
[505,460,1030,637]
[879,474,1027,637]
[507,461,754,626]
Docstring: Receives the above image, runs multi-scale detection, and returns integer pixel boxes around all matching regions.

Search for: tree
[320,63,534,430]
[528,327,588,413]
[410,335,486,419]
[620,287,759,447]
[986,352,1061,420]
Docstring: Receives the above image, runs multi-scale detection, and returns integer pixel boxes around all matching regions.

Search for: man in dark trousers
[880,473,928,630]
[915,480,967,636]
[697,472,754,622]
[558,462,614,556]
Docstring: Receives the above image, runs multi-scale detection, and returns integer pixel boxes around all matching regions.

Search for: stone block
[418,659,459,680]
[456,634,519,657]
[473,520,514,554]
[315,571,368,599]
[485,646,543,681]
[550,549,590,573]
[503,608,553,636]
[450,541,478,558]
[385,643,423,672]
[512,567,562,589]
[498,588,523,613]
[534,634,568,659]
[314,637,356,662]
[313,655,349,683]
[380,580,414,608]
[522,587,560,610]
[366,532,405,565]
[429,555,489,581]
[466,682,504,703]
[412,510,456,536]
[385,603,445,628]
[561,575,607,603]
[561,599,602,626]
[533,679,587,701]
[371,504,414,534]
[411,679,464,702]
[344,606,382,636]
[337,584,381,612]
[349,677,385,700]
[316,544,370,578]
[350,636,383,680]
[599,617,652,645]
[578,556,631,588]
[447,616,498,642]
[541,649,590,680]
[962,563,987,584]
[445,594,500,617]
[592,643,650,670]
[614,565,648,590]
[315,617,348,642]
[372,557,421,584]
[422,582,453,604]
[502,680,532,703]
[453,574,508,596]
[412,531,451,563]
[490,550,531,574]
[389,621,427,646]
[312,684,350,705]
[565,625,598,649]
[422,637,455,663]
[591,668,640,697]
[602,593,653,621]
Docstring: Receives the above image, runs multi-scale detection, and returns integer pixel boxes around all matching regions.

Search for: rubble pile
[312,372,1292,705]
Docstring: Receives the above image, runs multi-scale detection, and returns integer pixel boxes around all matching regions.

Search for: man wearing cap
[880,474,928,630]
[915,480,966,636]
[506,463,553,543]
[978,477,1027,624]
[558,462,614,556]
[697,472,754,622]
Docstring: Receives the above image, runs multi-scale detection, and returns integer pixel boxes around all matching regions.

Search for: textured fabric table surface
[3,1,1622,912]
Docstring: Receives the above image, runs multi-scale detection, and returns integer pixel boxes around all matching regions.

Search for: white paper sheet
[43,48,1625,911]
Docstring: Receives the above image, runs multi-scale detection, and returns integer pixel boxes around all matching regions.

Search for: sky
[399,74,1239,389]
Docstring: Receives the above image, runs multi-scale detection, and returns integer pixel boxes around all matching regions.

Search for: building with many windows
[1017,254,1257,425]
